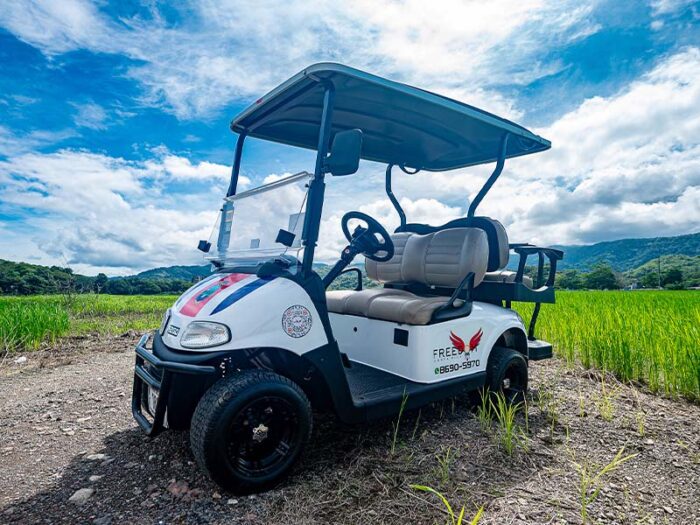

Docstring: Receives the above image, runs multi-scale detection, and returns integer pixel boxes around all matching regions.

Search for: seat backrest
[365,227,488,287]
[465,217,509,272]
[399,216,509,272]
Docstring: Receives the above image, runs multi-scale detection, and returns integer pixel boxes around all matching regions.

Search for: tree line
[556,261,695,290]
[0,260,196,296]
[1,258,696,296]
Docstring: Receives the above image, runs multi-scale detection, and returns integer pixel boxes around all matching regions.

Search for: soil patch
[1,336,698,524]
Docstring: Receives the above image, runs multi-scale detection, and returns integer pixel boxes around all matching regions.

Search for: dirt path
[1,338,699,524]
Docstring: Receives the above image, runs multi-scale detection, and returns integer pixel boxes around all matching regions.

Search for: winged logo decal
[449,328,483,354]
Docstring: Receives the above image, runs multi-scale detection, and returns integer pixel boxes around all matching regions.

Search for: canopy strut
[226,130,248,197]
[301,82,335,276]
[467,133,509,218]
[385,164,407,230]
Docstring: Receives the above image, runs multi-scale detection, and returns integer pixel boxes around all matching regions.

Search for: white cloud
[0,125,77,157]
[72,102,108,130]
[311,48,700,249]
[40,39,698,272]
[650,0,696,16]
[0,0,601,120]
[394,48,700,246]
[0,146,240,274]
[149,155,245,183]
[2,42,699,275]
[0,0,110,54]
[1,3,698,273]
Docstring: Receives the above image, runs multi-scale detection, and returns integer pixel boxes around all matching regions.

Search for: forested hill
[0,260,201,296]
[127,231,700,277]
[554,232,700,271]
[135,265,211,280]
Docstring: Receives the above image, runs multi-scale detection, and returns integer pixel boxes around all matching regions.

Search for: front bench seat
[326,228,488,325]
[396,217,534,289]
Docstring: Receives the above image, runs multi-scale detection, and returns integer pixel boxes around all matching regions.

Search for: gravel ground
[1,336,699,524]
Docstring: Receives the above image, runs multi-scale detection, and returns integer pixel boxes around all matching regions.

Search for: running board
[345,362,485,421]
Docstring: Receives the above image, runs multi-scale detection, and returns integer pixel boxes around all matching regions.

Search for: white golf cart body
[132,62,561,438]
[163,272,523,385]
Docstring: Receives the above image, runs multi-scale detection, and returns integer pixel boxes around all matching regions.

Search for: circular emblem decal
[282,305,312,338]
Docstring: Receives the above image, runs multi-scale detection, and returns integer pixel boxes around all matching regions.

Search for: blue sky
[1,0,699,275]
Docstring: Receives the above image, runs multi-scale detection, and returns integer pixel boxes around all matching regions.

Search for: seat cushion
[482,270,533,288]
[367,294,460,325]
[326,288,412,315]
[327,288,459,325]
[326,290,356,314]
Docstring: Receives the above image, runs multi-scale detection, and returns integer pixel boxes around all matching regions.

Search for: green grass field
[0,294,176,351]
[1,291,698,400]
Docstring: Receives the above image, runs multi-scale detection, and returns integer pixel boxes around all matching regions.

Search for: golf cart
[132,63,563,493]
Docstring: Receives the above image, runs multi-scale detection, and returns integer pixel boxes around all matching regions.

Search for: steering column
[322,211,394,289]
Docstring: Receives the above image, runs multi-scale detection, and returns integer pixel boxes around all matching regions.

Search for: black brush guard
[132,334,217,436]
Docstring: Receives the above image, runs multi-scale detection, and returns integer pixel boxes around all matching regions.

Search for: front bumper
[131,333,218,436]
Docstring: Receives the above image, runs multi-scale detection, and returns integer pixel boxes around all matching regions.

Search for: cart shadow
[3,395,558,523]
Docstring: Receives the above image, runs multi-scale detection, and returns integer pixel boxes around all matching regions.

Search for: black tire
[190,369,312,493]
[485,346,528,405]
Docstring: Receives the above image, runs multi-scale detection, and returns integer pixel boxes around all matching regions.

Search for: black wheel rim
[226,396,300,478]
[501,362,527,403]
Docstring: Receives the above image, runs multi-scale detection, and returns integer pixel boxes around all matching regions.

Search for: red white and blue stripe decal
[210,277,275,315]
[179,273,250,317]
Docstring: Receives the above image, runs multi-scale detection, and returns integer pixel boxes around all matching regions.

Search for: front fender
[163,275,328,355]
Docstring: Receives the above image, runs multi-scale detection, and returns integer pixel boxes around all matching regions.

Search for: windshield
[206,171,311,266]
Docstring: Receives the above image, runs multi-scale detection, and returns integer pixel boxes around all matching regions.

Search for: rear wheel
[190,370,312,493]
[485,346,528,405]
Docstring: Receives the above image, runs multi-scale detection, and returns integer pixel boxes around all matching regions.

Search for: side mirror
[326,129,363,176]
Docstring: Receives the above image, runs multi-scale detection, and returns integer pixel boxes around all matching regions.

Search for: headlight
[180,321,231,349]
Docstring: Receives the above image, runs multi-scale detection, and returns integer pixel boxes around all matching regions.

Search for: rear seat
[460,217,534,287]
[482,270,534,288]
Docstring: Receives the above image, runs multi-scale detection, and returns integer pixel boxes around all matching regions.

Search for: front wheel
[190,370,312,493]
[485,346,528,405]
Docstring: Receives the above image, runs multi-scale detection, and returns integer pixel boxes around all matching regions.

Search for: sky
[0,0,699,275]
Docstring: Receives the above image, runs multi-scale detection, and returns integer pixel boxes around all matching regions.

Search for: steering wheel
[341,211,395,262]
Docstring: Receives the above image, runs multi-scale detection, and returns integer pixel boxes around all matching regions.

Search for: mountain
[0,260,203,296]
[552,232,700,272]
[135,265,211,280]
[625,254,700,288]
[135,232,700,278]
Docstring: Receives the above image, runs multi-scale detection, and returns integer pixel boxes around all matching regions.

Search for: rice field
[0,294,176,351]
[1,291,698,400]
[518,291,699,401]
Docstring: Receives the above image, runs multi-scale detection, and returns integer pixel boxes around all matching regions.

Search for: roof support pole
[226,130,248,197]
[385,164,407,230]
[467,133,510,218]
[301,82,335,276]
[216,131,249,257]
